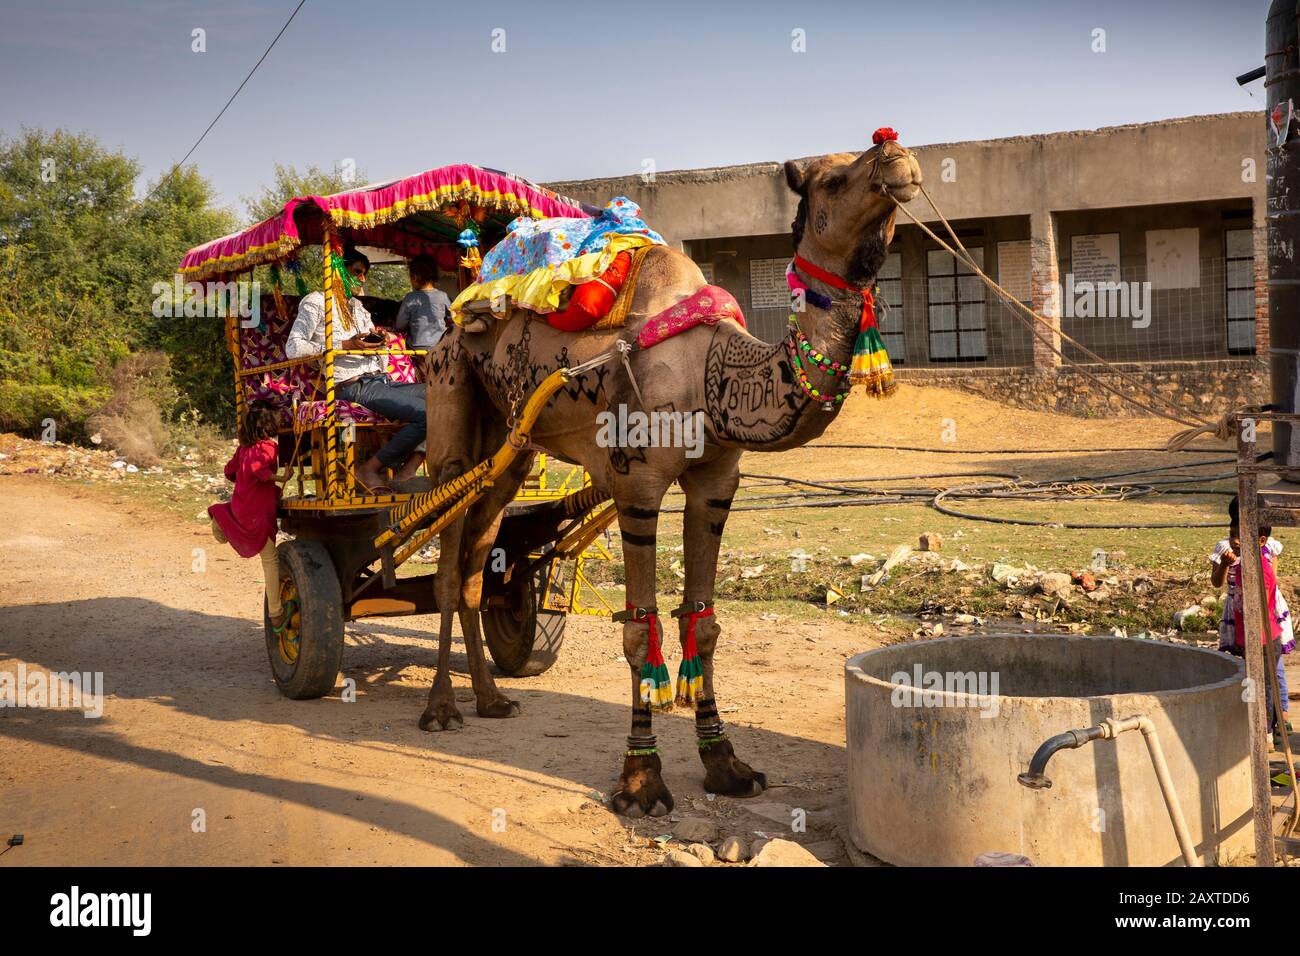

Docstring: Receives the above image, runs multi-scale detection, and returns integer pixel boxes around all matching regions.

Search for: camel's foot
[418,684,464,731]
[700,736,767,797]
[610,751,674,818]
[475,692,521,719]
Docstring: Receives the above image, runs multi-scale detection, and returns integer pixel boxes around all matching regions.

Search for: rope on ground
[804,442,1232,455]
[930,484,1227,530]
[694,460,1238,528]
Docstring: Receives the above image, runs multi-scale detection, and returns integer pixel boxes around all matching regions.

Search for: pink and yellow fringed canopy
[179,163,596,281]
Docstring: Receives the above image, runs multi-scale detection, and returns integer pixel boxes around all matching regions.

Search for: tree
[0,128,237,434]
[137,165,240,427]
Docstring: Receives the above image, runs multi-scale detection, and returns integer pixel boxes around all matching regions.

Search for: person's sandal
[356,476,394,495]
[270,598,298,633]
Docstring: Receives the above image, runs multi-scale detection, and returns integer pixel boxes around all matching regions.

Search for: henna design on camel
[419,137,923,820]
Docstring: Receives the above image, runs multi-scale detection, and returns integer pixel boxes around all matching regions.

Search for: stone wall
[892,359,1268,418]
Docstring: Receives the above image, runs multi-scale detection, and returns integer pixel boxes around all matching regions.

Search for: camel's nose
[879,140,904,159]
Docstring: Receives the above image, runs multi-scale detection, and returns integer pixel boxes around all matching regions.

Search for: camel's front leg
[678,457,767,797]
[609,478,675,818]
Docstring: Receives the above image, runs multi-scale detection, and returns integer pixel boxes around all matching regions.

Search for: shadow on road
[0,597,844,864]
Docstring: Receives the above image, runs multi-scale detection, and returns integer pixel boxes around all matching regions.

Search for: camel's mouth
[875,146,923,205]
[884,180,921,204]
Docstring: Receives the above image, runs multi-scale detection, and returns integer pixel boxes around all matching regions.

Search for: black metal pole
[1267,0,1300,472]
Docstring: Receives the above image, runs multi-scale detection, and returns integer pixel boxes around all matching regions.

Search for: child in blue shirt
[394,254,451,351]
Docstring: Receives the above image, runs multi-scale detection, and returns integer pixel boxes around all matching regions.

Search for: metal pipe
[1118,716,1202,868]
[1018,715,1203,867]
[1017,726,1106,789]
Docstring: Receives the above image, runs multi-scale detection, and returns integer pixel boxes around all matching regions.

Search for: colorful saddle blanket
[479,197,664,283]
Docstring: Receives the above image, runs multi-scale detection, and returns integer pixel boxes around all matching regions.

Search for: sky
[0,0,1272,220]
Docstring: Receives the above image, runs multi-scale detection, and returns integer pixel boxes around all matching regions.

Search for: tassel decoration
[629,604,673,711]
[326,247,356,334]
[285,257,309,296]
[849,287,895,396]
[675,606,709,705]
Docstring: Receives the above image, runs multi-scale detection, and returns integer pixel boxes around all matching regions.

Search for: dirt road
[0,475,869,866]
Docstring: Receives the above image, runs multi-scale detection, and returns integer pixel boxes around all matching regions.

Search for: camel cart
[178,165,618,699]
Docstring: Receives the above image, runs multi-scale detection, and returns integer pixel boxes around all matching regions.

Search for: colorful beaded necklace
[786,320,850,411]
[785,261,852,410]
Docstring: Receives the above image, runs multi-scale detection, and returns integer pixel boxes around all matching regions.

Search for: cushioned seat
[293,399,386,428]
[240,297,419,430]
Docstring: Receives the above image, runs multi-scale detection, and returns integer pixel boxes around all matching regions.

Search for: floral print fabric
[478,197,664,283]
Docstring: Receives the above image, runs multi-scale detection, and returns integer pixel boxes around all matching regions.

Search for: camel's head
[784,132,922,285]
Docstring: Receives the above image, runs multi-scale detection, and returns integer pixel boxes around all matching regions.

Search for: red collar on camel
[792,254,877,332]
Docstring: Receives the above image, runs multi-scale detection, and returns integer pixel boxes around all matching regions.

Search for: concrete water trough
[845,634,1252,866]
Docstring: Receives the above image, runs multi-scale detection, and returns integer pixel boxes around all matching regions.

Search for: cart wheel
[264,539,344,700]
[484,564,566,677]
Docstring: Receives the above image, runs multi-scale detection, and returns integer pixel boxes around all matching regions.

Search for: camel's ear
[784,160,806,195]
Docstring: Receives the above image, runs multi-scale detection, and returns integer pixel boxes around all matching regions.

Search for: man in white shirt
[285,249,426,491]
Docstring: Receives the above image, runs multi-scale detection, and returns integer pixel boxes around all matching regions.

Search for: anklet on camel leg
[696,723,727,749]
[693,696,726,747]
[626,734,658,757]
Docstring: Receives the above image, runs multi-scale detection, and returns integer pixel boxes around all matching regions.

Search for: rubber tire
[265,539,345,700]
[484,564,567,677]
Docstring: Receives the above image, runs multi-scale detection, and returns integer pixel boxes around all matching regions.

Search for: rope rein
[892,184,1233,450]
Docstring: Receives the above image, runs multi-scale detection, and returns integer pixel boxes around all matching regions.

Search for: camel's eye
[822,173,848,194]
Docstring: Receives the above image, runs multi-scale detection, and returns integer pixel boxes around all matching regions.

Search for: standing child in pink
[208,403,289,629]
[1212,496,1294,746]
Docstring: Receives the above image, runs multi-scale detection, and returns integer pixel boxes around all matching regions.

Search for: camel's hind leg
[421,491,469,732]
[454,442,533,719]
[678,453,767,796]
[418,334,499,731]
[418,419,532,731]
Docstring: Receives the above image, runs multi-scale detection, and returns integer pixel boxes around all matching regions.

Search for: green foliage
[0,382,110,439]
[0,140,419,441]
[0,128,237,435]
[243,162,359,224]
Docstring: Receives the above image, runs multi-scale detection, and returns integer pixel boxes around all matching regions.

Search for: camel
[419,137,923,817]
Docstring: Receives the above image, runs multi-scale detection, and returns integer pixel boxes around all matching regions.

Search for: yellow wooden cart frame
[179,165,617,698]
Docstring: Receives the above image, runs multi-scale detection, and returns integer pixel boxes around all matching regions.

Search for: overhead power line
[144,0,307,201]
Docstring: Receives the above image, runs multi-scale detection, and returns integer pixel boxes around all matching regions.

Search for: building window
[877,252,904,364]
[1225,229,1255,355]
[927,247,987,361]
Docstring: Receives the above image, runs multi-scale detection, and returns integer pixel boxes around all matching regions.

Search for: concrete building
[548,113,1268,414]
